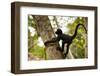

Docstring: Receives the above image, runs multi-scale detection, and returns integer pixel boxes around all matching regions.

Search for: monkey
[44,24,87,58]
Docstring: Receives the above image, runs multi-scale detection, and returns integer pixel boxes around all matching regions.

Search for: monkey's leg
[64,44,70,58]
[56,42,64,52]
[62,42,65,53]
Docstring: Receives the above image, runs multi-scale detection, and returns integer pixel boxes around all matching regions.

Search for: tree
[28,15,87,60]
[32,15,64,60]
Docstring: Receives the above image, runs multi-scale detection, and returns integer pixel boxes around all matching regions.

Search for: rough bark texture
[32,15,64,60]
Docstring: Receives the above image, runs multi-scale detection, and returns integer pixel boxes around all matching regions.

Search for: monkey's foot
[64,53,67,58]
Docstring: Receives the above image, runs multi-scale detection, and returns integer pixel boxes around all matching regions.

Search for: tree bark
[32,15,64,60]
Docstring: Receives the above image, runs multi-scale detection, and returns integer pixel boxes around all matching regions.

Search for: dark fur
[44,24,87,58]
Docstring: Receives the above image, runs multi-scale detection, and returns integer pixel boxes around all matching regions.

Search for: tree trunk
[32,15,64,60]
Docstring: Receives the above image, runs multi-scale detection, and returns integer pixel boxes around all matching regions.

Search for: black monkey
[44,24,87,58]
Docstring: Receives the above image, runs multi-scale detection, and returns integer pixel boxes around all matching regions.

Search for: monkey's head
[55,29,62,35]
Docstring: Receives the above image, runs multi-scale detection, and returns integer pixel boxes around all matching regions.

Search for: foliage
[28,15,36,27]
[29,45,45,58]
[28,15,45,60]
[67,17,87,58]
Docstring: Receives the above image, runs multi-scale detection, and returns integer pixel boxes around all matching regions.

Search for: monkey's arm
[44,37,60,46]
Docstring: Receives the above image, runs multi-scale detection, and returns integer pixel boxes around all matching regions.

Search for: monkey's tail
[71,24,87,40]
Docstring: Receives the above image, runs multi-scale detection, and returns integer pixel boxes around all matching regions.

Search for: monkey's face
[55,29,62,35]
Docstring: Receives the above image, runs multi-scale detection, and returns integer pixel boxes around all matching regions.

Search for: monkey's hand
[44,41,49,46]
[44,38,57,46]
